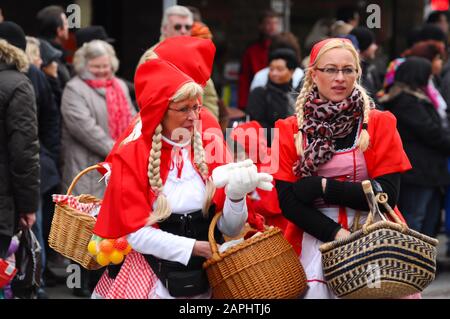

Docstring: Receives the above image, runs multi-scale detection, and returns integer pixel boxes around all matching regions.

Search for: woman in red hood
[273,38,412,298]
[91,55,267,299]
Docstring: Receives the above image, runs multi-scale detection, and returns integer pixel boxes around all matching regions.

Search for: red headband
[309,38,353,67]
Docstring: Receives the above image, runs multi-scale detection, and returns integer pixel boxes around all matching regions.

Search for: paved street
[44,234,450,299]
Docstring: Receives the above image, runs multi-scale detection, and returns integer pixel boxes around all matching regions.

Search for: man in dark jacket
[36,6,71,89]
[0,21,39,258]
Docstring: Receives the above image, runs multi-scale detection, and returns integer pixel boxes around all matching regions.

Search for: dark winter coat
[246,80,298,146]
[382,88,450,187]
[0,39,40,237]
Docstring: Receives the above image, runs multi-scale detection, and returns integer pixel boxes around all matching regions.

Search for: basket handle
[66,164,102,195]
[376,193,409,230]
[207,211,223,262]
[361,180,408,231]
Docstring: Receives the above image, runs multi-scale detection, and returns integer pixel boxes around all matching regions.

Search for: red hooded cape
[273,110,412,255]
[93,58,229,239]
[103,37,221,165]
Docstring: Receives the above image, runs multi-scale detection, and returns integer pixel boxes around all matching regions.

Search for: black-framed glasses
[168,104,202,115]
[316,67,357,77]
[173,23,193,31]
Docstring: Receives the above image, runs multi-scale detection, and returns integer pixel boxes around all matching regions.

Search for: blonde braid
[146,124,171,225]
[294,70,314,156]
[354,83,372,152]
[193,128,216,216]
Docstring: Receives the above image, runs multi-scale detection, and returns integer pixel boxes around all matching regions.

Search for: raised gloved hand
[212,159,273,200]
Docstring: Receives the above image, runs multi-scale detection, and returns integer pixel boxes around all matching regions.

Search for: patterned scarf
[293,87,365,177]
[84,77,133,141]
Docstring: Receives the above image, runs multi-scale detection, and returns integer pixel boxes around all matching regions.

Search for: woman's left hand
[192,241,213,259]
[212,159,273,201]
[292,176,326,203]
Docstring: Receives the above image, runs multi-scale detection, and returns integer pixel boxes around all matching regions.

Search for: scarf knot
[84,77,133,141]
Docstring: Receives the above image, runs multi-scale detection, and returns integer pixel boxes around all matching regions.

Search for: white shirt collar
[161,135,191,148]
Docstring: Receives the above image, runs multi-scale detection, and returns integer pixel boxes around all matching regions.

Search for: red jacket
[238,38,271,109]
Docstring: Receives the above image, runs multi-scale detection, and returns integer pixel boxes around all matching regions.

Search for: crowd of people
[0,3,449,299]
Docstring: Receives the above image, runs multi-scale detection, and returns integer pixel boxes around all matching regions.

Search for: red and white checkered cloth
[52,194,102,216]
[93,250,157,299]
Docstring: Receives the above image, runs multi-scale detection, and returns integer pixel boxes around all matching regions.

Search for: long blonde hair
[294,39,372,157]
[146,82,216,226]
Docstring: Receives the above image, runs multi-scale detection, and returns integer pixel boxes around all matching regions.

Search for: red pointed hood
[154,36,215,87]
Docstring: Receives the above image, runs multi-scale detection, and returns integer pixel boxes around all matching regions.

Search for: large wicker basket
[48,165,102,270]
[319,181,438,299]
[203,212,307,299]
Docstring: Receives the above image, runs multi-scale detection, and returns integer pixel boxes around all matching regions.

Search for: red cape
[273,109,412,255]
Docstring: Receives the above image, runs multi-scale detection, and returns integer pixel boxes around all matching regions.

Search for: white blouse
[127,136,248,298]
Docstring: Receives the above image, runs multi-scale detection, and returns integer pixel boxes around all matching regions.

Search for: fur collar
[0,39,29,73]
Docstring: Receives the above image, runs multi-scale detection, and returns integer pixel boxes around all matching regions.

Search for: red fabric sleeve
[364,110,412,179]
[93,140,153,239]
[272,117,299,182]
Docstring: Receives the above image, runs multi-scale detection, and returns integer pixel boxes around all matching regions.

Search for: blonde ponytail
[146,124,172,225]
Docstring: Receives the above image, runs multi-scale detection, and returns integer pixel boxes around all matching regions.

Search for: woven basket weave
[48,165,102,270]
[319,181,438,299]
[203,212,307,299]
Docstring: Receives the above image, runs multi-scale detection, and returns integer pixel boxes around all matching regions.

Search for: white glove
[212,159,273,200]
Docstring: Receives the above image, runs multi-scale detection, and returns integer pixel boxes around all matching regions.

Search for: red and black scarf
[294,87,365,177]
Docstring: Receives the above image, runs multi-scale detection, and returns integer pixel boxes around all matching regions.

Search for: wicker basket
[203,212,307,299]
[319,181,438,299]
[48,165,103,270]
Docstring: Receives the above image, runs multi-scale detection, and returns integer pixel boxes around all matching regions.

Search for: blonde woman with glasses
[273,38,412,298]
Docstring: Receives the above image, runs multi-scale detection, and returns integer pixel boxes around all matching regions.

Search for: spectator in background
[39,38,64,113]
[36,5,71,88]
[75,25,138,112]
[238,10,282,109]
[381,57,450,238]
[351,26,382,100]
[25,36,61,299]
[0,21,39,291]
[144,5,220,120]
[0,8,4,23]
[403,36,448,127]
[246,48,299,146]
[251,32,304,91]
[160,5,194,40]
[426,10,449,36]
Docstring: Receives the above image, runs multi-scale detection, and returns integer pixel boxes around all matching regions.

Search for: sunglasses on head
[173,23,192,31]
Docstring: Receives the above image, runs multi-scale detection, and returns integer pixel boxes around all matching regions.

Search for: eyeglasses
[173,24,193,31]
[168,104,202,115]
[316,67,357,77]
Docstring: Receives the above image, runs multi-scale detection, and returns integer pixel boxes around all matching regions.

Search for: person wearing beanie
[273,38,412,298]
[0,21,39,295]
[246,47,299,146]
[350,26,382,101]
